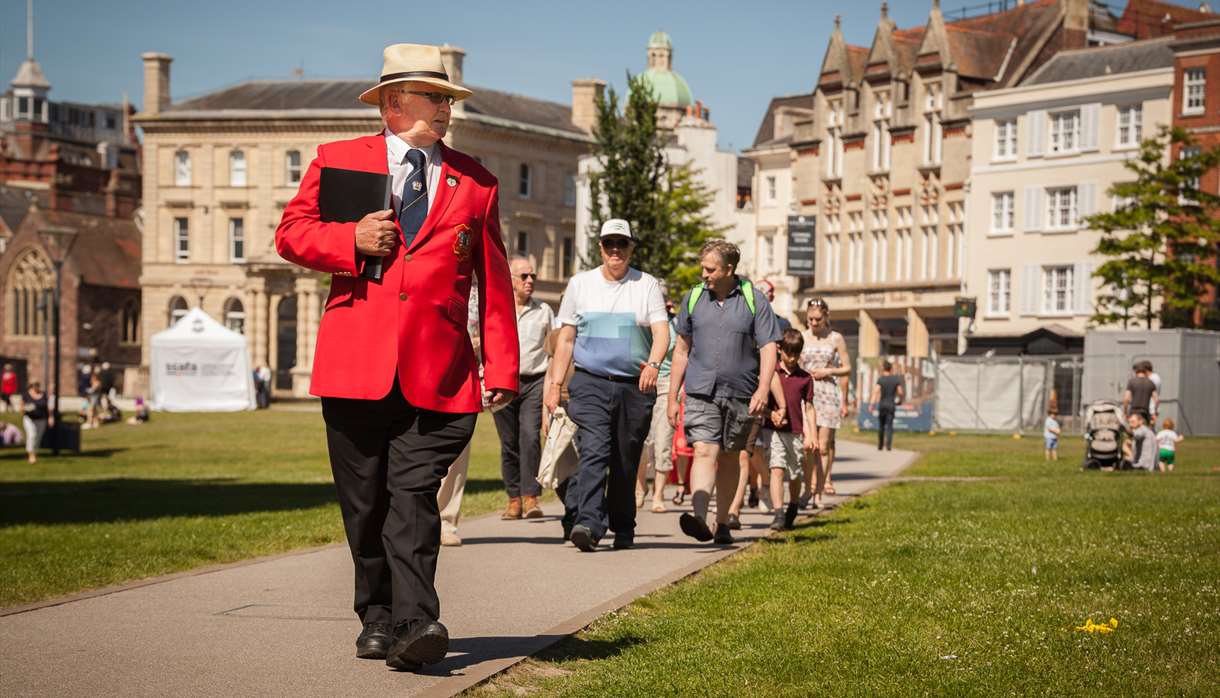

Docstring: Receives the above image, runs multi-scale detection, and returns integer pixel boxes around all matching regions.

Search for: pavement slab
[0,440,915,697]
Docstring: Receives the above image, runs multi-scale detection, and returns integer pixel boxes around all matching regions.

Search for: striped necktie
[399,149,428,248]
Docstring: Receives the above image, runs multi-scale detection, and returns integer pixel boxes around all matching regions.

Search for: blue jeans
[566,370,655,543]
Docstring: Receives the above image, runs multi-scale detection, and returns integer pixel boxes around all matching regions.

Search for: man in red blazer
[276,43,518,672]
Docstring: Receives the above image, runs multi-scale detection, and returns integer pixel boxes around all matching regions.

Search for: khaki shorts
[683,394,755,452]
[768,430,803,482]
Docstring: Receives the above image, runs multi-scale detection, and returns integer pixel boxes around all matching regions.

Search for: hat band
[380,70,449,83]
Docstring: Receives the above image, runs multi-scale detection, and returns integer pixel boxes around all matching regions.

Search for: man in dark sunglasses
[494,255,555,522]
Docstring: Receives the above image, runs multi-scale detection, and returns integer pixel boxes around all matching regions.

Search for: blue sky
[4,1,989,150]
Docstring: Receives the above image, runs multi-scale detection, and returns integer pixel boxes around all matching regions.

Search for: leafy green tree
[1085,126,1220,329]
[585,73,724,292]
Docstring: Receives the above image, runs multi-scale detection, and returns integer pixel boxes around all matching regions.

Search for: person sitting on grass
[1156,417,1183,472]
[1127,409,1157,472]
[126,397,150,425]
[767,329,817,531]
[1044,407,1061,461]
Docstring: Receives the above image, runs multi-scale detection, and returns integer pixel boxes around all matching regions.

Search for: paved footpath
[0,440,914,697]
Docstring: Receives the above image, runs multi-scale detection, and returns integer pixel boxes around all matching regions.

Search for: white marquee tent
[149,308,256,411]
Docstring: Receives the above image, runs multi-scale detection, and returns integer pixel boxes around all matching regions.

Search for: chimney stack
[141,52,172,116]
[571,79,606,133]
[439,45,465,86]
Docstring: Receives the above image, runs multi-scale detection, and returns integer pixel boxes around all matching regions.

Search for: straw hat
[358,43,473,106]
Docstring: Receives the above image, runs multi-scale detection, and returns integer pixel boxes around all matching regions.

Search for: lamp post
[38,225,79,456]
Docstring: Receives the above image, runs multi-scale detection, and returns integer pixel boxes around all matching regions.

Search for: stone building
[963,38,1175,354]
[134,47,591,397]
[788,0,1136,359]
[574,32,754,280]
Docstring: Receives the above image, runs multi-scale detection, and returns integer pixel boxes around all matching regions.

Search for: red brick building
[1172,18,1220,328]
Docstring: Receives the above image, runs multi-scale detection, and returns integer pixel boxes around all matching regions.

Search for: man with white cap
[277,43,517,671]
[544,219,669,552]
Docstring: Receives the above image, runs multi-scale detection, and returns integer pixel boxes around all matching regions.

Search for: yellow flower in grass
[1074,617,1119,634]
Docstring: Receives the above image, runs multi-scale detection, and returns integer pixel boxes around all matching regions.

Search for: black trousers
[877,406,895,450]
[322,383,476,630]
[492,372,545,498]
[566,370,655,543]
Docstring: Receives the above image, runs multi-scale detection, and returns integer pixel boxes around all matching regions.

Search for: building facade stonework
[134,48,591,397]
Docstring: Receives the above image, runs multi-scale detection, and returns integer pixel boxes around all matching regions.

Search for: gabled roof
[164,79,586,135]
[0,186,47,234]
[1024,36,1176,85]
[751,92,814,148]
[15,206,141,289]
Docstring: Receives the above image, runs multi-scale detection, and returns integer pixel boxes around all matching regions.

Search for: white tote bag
[537,407,579,489]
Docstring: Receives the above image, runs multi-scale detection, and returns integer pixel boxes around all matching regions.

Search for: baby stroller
[1082,399,1125,470]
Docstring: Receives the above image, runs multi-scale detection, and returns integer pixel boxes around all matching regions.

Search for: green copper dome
[640,68,693,106]
[648,31,672,49]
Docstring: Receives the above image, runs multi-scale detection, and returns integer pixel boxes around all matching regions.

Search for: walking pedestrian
[767,329,816,530]
[1,363,17,413]
[494,255,553,520]
[869,360,904,451]
[22,382,48,464]
[275,43,518,671]
[668,240,783,546]
[800,299,851,503]
[544,219,669,552]
[637,293,679,513]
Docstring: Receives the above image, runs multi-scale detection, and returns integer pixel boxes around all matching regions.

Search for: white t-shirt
[1156,429,1179,452]
[557,266,667,377]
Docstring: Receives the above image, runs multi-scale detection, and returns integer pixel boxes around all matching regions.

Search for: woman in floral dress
[799,299,852,506]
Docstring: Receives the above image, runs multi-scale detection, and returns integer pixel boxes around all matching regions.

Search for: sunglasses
[517,272,537,281]
[601,237,631,250]
[807,298,829,310]
[404,90,456,106]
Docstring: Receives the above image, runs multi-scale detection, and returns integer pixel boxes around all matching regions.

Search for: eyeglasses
[517,272,537,281]
[601,237,631,250]
[404,90,455,106]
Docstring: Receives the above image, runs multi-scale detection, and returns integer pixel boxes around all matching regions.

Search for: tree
[1085,126,1220,329]
[585,73,724,292]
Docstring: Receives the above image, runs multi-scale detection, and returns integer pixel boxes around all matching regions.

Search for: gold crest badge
[453,224,473,261]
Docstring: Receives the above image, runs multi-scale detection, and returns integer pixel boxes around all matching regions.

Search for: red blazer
[275,134,518,413]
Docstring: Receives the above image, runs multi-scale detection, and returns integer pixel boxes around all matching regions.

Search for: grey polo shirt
[676,280,782,399]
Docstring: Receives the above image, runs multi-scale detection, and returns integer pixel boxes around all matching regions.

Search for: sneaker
[769,510,786,531]
[713,523,734,545]
[783,502,799,530]
[679,512,714,542]
[569,524,597,552]
[758,487,773,513]
[727,513,742,530]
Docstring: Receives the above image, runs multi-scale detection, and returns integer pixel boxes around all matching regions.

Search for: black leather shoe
[679,512,713,542]
[713,523,734,545]
[612,535,634,550]
[385,620,449,671]
[783,502,799,530]
[570,524,597,552]
[355,622,392,660]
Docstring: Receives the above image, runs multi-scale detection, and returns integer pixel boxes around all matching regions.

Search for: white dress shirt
[385,128,442,213]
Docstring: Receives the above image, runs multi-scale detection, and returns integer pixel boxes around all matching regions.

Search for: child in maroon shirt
[767,329,818,530]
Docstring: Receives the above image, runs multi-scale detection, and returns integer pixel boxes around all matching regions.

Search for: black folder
[318,167,394,281]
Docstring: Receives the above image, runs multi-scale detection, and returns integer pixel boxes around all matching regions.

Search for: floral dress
[799,330,843,430]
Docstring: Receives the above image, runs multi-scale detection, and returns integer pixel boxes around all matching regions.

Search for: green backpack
[685,279,756,316]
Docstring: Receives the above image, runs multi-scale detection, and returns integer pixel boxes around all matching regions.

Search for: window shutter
[1074,262,1093,315]
[1023,187,1041,232]
[1026,110,1045,156]
[1081,103,1100,151]
[1078,182,1096,224]
[1020,264,1041,316]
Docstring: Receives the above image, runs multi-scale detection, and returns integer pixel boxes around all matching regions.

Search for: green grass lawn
[0,409,516,607]
[472,434,1220,697]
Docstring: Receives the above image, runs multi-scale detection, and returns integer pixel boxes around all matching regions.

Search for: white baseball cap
[599,218,633,240]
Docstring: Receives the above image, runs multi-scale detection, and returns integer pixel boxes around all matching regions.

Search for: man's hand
[354,209,398,257]
[748,388,769,416]
[544,382,561,418]
[484,388,516,411]
[667,395,680,428]
[638,364,659,392]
